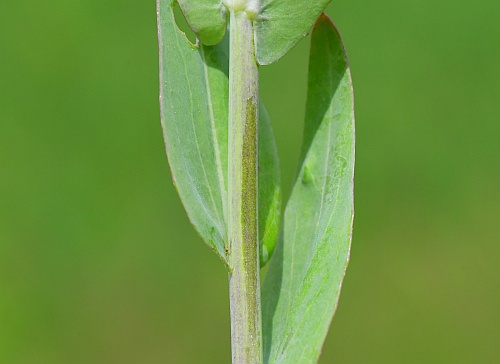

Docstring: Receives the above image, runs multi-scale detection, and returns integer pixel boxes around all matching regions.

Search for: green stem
[227,9,262,364]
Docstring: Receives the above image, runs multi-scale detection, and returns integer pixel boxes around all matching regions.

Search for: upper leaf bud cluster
[223,0,259,19]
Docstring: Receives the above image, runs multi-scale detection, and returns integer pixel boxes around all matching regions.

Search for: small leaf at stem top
[254,0,333,65]
[177,0,228,46]
[176,0,334,65]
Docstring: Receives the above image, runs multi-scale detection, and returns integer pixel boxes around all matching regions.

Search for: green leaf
[262,14,354,363]
[259,104,281,267]
[177,0,227,46]
[157,0,281,268]
[255,0,332,65]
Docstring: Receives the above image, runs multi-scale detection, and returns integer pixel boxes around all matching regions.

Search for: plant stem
[228,9,262,364]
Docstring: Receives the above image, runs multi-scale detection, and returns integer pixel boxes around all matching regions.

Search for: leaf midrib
[200,44,228,241]
[173,30,225,245]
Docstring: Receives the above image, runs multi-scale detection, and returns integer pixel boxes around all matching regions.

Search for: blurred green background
[1,0,499,362]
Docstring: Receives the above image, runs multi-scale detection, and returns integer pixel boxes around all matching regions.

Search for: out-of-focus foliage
[0,0,499,363]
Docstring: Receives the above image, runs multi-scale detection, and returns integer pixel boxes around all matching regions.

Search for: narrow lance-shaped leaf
[262,14,355,363]
[254,0,332,65]
[157,0,281,267]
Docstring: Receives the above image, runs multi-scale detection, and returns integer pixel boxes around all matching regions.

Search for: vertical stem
[228,9,261,364]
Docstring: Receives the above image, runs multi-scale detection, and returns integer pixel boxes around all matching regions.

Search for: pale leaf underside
[157,0,281,267]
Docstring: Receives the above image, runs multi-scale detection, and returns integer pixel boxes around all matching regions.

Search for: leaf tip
[314,13,335,33]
